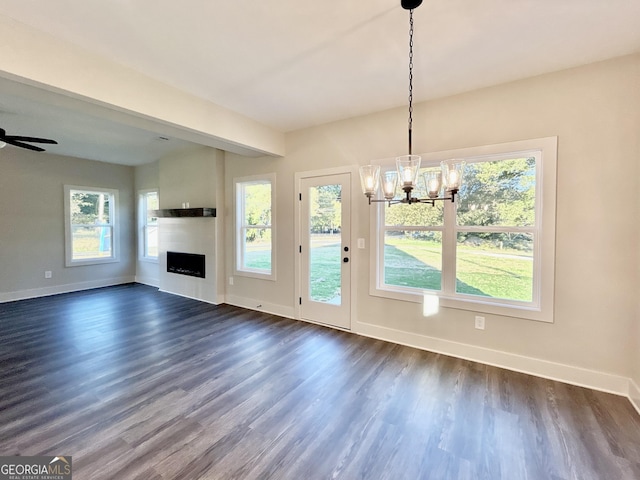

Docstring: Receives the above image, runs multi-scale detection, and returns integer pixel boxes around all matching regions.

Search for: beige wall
[225,53,640,381]
[135,160,159,192]
[1,48,637,395]
[134,160,160,286]
[636,156,640,399]
[225,155,293,312]
[0,148,135,298]
[158,147,225,303]
[634,307,640,402]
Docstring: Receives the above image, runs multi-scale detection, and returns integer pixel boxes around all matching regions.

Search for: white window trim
[369,136,557,323]
[64,185,119,267]
[234,173,276,281]
[138,189,159,263]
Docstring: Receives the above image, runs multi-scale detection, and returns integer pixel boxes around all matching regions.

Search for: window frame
[138,189,159,263]
[234,173,276,280]
[370,137,557,322]
[64,185,119,267]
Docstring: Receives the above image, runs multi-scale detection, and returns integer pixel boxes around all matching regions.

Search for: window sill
[139,257,159,264]
[370,286,552,323]
[66,257,119,267]
[234,269,276,282]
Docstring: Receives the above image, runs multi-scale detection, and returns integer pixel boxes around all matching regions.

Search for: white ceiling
[1,0,640,164]
[0,82,198,165]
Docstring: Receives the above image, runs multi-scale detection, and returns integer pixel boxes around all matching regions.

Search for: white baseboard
[0,276,136,303]
[134,275,159,288]
[354,321,630,397]
[629,379,640,416]
[210,301,634,401]
[225,294,295,319]
[4,283,636,413]
[157,289,222,306]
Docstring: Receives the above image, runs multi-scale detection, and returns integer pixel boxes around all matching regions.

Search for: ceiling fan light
[0,141,6,149]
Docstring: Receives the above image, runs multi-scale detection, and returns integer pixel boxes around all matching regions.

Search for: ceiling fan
[0,128,58,152]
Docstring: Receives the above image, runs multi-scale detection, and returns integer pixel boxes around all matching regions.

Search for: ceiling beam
[0,15,285,158]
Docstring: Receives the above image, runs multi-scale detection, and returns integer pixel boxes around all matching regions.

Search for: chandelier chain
[408,9,414,155]
[359,1,464,208]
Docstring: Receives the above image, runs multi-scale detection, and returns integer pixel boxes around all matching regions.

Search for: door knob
[343,257,349,263]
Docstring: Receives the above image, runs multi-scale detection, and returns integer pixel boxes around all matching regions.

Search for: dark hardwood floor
[1,284,639,479]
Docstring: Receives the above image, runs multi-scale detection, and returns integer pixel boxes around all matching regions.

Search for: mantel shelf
[151,208,216,218]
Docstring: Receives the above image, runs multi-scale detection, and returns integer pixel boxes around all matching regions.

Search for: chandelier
[359,0,465,206]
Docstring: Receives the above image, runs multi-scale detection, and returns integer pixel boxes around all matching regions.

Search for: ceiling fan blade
[4,139,46,152]
[5,136,57,144]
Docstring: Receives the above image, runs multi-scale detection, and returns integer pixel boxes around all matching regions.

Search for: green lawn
[455,250,532,301]
[71,228,112,259]
[309,244,342,302]
[384,238,442,290]
[385,237,533,301]
[246,242,342,302]
[244,242,272,271]
[245,236,533,303]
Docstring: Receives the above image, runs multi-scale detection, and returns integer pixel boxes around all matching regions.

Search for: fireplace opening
[167,251,205,278]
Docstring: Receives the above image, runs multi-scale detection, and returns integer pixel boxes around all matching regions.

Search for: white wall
[0,148,135,300]
[157,147,225,304]
[134,160,160,287]
[224,155,294,316]
[634,162,640,410]
[225,53,640,392]
[633,307,640,412]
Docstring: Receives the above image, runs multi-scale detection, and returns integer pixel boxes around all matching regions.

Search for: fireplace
[167,251,205,278]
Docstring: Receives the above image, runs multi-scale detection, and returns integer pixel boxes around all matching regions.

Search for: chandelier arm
[369,195,458,205]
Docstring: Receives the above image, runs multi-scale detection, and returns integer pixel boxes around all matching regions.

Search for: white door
[299,173,351,329]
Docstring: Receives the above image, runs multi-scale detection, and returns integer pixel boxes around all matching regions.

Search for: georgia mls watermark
[0,456,72,480]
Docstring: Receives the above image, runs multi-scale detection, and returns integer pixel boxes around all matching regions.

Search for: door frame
[294,166,358,330]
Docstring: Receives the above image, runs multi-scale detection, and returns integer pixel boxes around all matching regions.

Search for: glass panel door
[299,173,351,330]
[309,184,343,305]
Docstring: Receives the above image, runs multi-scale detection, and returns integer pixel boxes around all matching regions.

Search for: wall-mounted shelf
[151,208,216,218]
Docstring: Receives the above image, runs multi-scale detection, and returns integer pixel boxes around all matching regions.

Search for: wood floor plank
[1,283,639,479]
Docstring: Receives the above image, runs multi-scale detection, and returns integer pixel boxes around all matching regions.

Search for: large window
[372,137,557,322]
[235,174,275,279]
[139,190,159,261]
[64,185,119,266]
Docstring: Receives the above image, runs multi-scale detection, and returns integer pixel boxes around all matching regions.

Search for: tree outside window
[235,175,275,279]
[378,150,543,308]
[65,186,118,266]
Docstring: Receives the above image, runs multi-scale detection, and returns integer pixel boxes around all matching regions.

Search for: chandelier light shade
[423,169,442,198]
[359,165,381,200]
[441,159,465,192]
[396,155,421,190]
[359,0,465,207]
[381,170,399,201]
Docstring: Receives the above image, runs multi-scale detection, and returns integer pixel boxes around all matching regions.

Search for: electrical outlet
[475,315,485,330]
[228,276,234,286]
[44,271,52,279]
